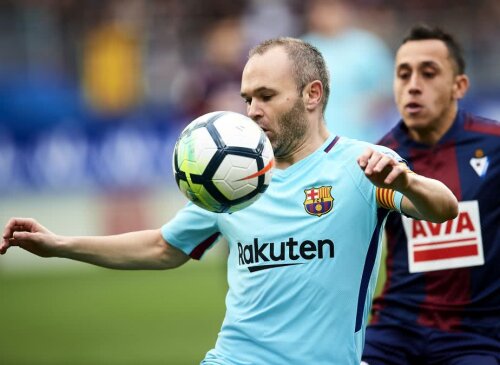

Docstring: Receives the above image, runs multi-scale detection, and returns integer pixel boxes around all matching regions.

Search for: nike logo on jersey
[238,237,334,272]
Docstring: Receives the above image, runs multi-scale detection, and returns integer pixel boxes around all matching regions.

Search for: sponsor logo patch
[238,237,335,272]
[402,200,484,272]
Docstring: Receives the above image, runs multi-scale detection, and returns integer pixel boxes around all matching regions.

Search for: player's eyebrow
[396,60,440,71]
[396,63,411,73]
[419,60,440,69]
[240,86,274,98]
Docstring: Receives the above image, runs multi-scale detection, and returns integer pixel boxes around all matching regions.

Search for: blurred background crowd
[0,0,499,196]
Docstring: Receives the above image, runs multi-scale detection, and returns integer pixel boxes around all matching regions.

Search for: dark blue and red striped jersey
[371,110,500,332]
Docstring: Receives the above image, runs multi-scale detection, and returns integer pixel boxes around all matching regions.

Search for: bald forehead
[241,46,296,94]
[247,46,290,69]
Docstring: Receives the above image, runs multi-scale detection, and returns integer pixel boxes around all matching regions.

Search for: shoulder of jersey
[464,114,500,137]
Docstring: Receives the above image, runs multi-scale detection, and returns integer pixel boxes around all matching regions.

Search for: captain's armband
[376,187,404,213]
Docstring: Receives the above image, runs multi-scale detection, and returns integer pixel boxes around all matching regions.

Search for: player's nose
[408,74,422,94]
[247,100,263,121]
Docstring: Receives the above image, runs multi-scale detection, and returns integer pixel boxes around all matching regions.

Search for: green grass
[0,261,227,365]
[0,247,388,365]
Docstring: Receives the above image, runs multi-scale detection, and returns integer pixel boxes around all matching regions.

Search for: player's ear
[303,80,323,111]
[453,74,469,100]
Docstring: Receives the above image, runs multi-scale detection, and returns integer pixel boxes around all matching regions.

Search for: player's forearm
[400,174,458,223]
[57,229,187,270]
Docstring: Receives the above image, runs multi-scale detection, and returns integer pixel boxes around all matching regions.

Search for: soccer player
[1,37,458,365]
[362,25,500,365]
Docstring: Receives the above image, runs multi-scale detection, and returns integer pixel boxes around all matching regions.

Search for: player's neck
[407,105,457,145]
[275,123,330,169]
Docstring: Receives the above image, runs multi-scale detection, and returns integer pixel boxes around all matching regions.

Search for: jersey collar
[394,109,466,148]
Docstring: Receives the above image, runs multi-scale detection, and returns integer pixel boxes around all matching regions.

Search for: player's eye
[243,97,252,105]
[397,70,410,80]
[262,95,272,102]
[422,70,436,78]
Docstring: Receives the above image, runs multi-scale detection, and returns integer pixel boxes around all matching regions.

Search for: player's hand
[1,217,58,257]
[357,148,411,192]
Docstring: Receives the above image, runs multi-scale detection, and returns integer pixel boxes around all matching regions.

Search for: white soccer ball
[173,111,274,213]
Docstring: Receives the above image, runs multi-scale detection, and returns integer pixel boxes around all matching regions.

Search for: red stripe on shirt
[410,142,471,330]
[464,115,500,136]
[414,244,479,262]
[189,232,220,260]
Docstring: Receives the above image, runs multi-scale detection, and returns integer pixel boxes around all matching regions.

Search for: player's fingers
[383,164,405,185]
[357,148,375,168]
[365,152,383,175]
[7,231,41,255]
[2,217,15,239]
[383,169,399,185]
[9,218,44,237]
[12,231,34,241]
[0,232,27,255]
[1,219,45,255]
[0,241,9,255]
[3,218,33,236]
[374,154,399,174]
[2,220,18,245]
[3,223,28,246]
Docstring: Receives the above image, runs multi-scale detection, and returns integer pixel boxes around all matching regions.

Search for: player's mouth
[259,125,272,138]
[405,102,423,114]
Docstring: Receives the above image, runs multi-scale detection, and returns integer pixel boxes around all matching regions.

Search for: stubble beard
[272,98,309,159]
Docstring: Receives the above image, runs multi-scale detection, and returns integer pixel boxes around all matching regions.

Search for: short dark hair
[249,37,330,115]
[402,24,466,75]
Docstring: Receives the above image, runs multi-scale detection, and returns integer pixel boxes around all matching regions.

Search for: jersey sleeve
[161,202,221,260]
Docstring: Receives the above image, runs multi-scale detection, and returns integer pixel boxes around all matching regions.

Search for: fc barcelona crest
[303,186,334,217]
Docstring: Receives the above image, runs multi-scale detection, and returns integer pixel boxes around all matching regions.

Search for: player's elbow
[156,240,190,270]
[426,180,459,223]
[442,198,459,222]
[432,195,459,223]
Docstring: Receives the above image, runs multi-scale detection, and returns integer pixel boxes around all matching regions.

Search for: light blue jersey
[162,135,404,365]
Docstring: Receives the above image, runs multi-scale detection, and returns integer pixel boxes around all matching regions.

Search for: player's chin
[402,113,429,128]
[267,134,278,148]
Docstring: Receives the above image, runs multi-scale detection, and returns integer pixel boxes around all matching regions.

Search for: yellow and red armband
[375,164,413,212]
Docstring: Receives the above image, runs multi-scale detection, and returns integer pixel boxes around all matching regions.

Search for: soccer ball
[173,111,274,213]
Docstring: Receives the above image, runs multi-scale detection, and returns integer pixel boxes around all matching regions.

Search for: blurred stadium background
[0,0,498,364]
